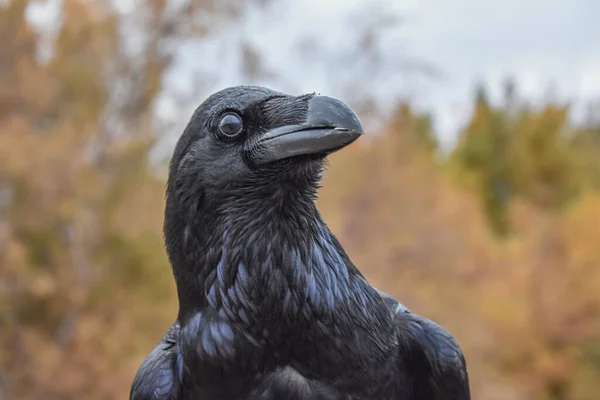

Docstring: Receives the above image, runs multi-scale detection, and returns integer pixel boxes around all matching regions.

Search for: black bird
[130,86,470,400]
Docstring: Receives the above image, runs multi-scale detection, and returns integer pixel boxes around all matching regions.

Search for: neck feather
[165,183,388,337]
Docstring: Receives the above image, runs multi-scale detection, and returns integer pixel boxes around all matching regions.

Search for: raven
[130,86,470,400]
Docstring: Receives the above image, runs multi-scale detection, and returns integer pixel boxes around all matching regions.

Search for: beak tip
[308,95,364,134]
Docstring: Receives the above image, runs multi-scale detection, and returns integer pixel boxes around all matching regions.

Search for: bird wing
[377,289,471,400]
[130,322,183,400]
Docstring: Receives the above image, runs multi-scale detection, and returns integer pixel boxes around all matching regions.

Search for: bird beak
[251,95,364,165]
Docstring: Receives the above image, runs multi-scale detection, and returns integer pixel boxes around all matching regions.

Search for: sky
[155,0,600,154]
[24,0,600,154]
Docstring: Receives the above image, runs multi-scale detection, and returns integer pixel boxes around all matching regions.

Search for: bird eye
[218,113,243,138]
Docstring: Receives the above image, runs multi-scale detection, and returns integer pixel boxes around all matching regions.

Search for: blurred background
[1,0,599,398]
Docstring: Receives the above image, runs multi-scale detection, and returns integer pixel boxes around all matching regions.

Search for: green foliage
[450,81,598,237]
[397,103,438,153]
[450,83,515,235]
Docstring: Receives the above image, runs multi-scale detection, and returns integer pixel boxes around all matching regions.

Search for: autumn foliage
[1,1,599,399]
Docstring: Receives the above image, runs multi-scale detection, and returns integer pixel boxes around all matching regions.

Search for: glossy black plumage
[130,86,471,400]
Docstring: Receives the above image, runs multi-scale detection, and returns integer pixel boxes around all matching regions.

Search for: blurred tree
[449,80,600,399]
[449,81,515,236]
[389,102,438,157]
[1,1,600,399]
[0,0,272,398]
[569,101,600,190]
[450,80,589,236]
[511,104,577,209]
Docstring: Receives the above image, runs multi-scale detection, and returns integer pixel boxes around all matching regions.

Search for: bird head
[167,85,364,206]
[164,86,367,319]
